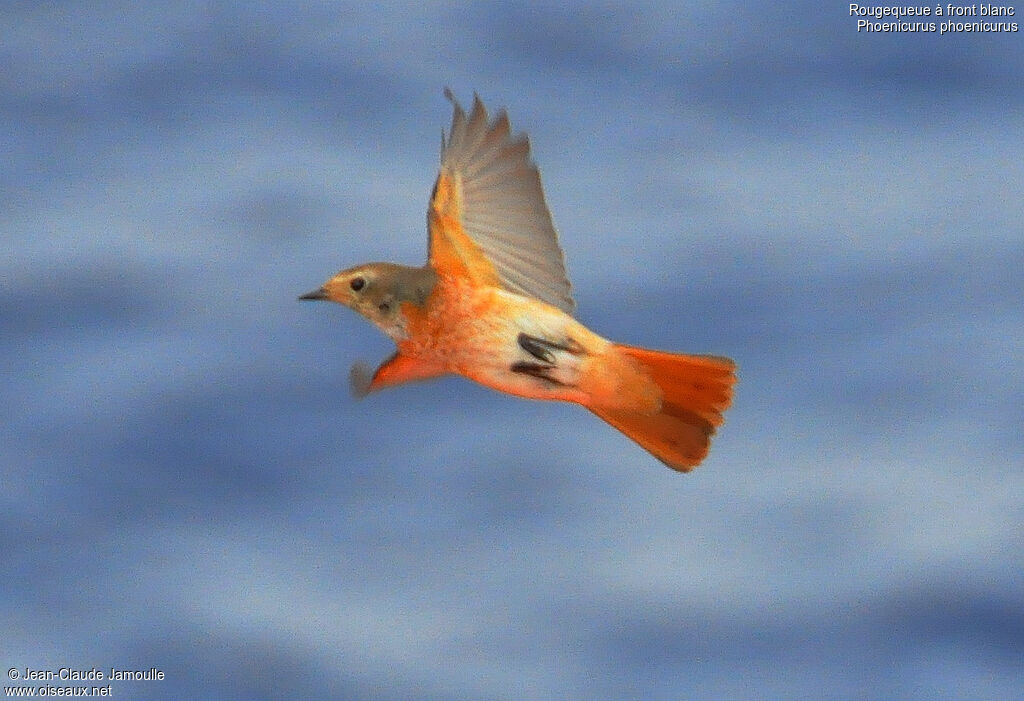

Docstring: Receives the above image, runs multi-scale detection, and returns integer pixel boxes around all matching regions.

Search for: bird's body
[403,272,595,401]
[394,270,647,410]
[302,92,736,471]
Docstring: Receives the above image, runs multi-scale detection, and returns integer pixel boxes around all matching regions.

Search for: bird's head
[299,262,437,341]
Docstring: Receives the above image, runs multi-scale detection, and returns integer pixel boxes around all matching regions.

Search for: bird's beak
[298,287,328,301]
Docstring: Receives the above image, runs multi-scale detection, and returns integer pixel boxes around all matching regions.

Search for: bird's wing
[427,91,575,314]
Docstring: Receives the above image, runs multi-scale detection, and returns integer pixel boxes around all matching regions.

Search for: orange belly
[398,274,659,412]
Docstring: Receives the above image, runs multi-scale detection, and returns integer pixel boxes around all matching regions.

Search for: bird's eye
[349,277,365,292]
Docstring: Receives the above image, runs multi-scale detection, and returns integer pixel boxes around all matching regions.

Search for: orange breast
[397,273,507,369]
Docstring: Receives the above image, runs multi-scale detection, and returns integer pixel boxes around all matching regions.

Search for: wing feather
[427,92,575,313]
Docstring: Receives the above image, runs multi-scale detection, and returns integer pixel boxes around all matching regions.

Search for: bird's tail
[587,345,736,472]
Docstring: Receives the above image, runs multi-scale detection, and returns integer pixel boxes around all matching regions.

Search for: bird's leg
[511,333,586,385]
[516,333,584,362]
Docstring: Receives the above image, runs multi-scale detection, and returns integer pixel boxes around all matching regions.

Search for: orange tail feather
[589,345,736,472]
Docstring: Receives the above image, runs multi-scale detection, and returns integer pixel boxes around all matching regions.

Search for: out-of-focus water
[3,3,1022,699]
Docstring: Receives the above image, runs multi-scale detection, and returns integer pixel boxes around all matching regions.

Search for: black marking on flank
[518,334,554,364]
[517,333,585,363]
[511,361,566,386]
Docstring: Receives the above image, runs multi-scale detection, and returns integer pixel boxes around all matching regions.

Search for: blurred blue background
[3,2,1022,699]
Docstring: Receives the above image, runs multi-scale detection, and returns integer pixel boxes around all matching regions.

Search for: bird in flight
[300,92,735,471]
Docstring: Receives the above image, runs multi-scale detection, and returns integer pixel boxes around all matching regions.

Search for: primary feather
[431,93,575,314]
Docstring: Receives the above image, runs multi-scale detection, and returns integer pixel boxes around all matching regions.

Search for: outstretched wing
[427,91,575,314]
